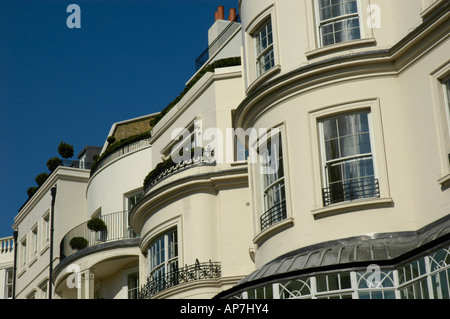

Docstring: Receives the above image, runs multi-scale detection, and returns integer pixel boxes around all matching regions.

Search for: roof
[238,214,450,286]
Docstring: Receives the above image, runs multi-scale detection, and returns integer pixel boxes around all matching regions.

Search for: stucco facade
[6,1,450,300]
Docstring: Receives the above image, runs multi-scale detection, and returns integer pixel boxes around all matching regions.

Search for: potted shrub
[58,141,74,159]
[87,217,107,242]
[87,217,107,232]
[47,157,62,172]
[69,237,88,251]
[35,172,49,187]
[27,186,38,198]
[107,136,116,144]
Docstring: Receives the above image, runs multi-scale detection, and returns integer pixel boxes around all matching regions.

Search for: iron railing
[60,210,139,259]
[61,159,93,170]
[195,15,241,70]
[90,138,151,176]
[143,155,216,194]
[260,200,287,232]
[138,259,221,299]
[322,178,380,207]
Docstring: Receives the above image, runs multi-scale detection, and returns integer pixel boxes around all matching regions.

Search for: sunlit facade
[7,1,450,300]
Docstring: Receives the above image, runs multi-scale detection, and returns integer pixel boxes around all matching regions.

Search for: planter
[69,237,88,251]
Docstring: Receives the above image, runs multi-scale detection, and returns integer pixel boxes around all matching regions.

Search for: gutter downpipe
[12,230,18,299]
[49,185,57,299]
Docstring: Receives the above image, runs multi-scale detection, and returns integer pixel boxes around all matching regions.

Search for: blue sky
[0,0,239,238]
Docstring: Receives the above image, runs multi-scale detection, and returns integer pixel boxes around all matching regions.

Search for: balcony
[260,200,287,232]
[60,210,139,259]
[90,137,151,176]
[0,236,14,255]
[322,178,380,207]
[60,159,94,170]
[143,153,216,194]
[138,259,221,299]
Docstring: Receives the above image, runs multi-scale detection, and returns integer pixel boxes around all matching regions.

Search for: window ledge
[312,197,394,219]
[246,64,281,95]
[438,173,450,187]
[17,268,26,278]
[40,244,49,256]
[28,256,38,267]
[253,217,294,245]
[305,38,377,60]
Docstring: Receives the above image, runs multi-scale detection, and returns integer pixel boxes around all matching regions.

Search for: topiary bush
[58,141,74,159]
[69,237,88,250]
[87,217,107,232]
[35,172,49,187]
[107,136,116,144]
[27,186,38,198]
[47,157,62,172]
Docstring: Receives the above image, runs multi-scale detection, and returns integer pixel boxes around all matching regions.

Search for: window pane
[317,276,327,292]
[328,274,339,291]
[340,273,351,289]
[325,139,339,161]
[318,0,360,46]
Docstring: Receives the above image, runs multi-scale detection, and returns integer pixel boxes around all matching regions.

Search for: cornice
[129,164,248,234]
[13,167,90,229]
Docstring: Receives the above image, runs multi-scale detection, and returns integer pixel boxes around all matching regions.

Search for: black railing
[61,159,93,170]
[322,178,380,207]
[143,155,216,194]
[138,259,221,299]
[60,210,139,259]
[195,15,240,71]
[260,200,287,232]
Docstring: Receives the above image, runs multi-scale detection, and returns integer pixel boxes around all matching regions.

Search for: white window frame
[244,4,281,93]
[443,78,450,140]
[3,268,13,299]
[41,211,50,252]
[147,228,178,288]
[309,99,392,216]
[125,189,144,212]
[254,18,275,78]
[38,279,48,299]
[431,64,450,186]
[31,224,38,260]
[123,267,139,299]
[318,110,378,206]
[314,0,363,47]
[20,237,27,271]
[258,129,287,231]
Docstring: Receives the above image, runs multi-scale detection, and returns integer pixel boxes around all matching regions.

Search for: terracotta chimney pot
[228,8,237,21]
[217,5,225,20]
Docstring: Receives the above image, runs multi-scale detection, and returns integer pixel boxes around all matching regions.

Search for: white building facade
[8,1,450,300]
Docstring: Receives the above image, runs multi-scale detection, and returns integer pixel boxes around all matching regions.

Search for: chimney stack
[228,8,237,21]
[215,5,225,21]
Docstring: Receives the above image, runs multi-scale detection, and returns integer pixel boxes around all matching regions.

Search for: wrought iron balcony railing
[60,210,139,259]
[138,259,221,299]
[143,155,216,194]
[260,200,287,232]
[322,178,380,207]
[60,159,93,170]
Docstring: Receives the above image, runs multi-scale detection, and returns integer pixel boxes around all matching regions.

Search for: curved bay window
[148,229,178,293]
[319,111,379,206]
[317,0,361,47]
[259,130,286,231]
